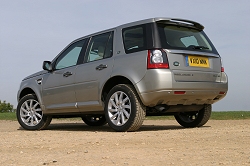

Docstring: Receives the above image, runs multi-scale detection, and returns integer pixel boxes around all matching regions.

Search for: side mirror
[42,61,52,71]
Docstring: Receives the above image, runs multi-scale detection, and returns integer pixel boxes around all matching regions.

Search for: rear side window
[122,25,147,54]
[157,24,218,54]
[85,32,113,62]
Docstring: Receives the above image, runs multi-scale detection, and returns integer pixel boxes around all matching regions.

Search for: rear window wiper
[187,45,209,50]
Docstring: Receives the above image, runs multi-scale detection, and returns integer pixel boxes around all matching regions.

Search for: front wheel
[105,84,146,132]
[174,104,212,128]
[16,94,52,130]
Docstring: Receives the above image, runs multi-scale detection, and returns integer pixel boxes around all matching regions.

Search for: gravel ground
[0,119,249,166]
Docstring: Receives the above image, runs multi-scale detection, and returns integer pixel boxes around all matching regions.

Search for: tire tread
[125,84,146,131]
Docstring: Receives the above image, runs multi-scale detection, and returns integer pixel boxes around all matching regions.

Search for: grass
[146,111,250,120]
[210,111,250,120]
[0,112,17,120]
[1,111,250,121]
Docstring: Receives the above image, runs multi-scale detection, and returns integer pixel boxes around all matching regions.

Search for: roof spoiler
[155,18,204,30]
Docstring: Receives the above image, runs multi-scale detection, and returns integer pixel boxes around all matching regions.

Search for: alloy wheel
[20,99,43,127]
[107,91,131,126]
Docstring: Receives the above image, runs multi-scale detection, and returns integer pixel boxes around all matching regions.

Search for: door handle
[63,71,73,77]
[96,64,108,70]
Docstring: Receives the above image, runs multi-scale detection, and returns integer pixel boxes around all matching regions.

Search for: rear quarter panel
[111,27,147,84]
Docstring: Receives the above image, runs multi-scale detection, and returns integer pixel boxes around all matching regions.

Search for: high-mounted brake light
[147,49,169,69]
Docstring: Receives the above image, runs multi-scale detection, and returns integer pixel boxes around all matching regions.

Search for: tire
[174,104,212,128]
[81,115,107,126]
[16,94,52,130]
[105,84,146,132]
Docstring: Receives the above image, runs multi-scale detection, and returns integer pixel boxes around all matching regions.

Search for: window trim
[104,31,114,59]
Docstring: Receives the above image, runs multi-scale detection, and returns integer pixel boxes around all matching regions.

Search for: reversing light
[151,50,163,63]
[147,49,169,69]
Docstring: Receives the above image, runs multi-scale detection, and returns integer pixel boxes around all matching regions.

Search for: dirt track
[0,119,249,166]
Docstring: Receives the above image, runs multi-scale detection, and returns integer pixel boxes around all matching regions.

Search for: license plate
[186,56,210,68]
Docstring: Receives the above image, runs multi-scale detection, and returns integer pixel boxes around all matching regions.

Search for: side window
[55,39,86,70]
[122,25,146,54]
[85,32,113,62]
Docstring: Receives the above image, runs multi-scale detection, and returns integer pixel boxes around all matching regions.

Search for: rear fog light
[174,91,186,94]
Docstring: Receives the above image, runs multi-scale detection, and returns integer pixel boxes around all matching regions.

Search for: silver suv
[17,18,228,131]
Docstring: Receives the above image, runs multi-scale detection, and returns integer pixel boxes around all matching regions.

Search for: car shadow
[29,122,210,132]
[46,123,185,132]
[47,123,113,132]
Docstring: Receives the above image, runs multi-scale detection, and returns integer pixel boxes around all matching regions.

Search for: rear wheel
[16,94,52,130]
[81,115,107,126]
[174,104,211,128]
[105,84,146,132]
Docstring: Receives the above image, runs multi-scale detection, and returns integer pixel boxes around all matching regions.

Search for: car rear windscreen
[157,23,218,54]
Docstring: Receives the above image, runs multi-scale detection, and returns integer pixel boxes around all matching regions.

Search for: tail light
[221,67,224,72]
[147,49,169,69]
[220,58,224,72]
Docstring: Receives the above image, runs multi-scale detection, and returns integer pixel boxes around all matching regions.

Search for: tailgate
[165,49,222,82]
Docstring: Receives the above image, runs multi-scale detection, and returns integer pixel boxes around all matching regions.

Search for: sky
[0,0,249,111]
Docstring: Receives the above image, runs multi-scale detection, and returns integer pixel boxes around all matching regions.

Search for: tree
[0,100,14,113]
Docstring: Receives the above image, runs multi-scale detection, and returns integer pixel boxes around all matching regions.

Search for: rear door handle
[96,64,108,70]
[63,71,73,77]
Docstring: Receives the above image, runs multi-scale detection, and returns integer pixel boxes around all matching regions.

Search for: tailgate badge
[173,61,180,66]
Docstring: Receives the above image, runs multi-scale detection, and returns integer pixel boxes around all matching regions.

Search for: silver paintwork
[17,17,228,115]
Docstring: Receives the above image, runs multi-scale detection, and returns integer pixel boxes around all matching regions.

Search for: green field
[1,111,250,121]
[0,112,17,120]
[146,111,250,120]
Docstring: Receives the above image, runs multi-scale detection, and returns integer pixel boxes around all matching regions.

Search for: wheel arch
[101,76,136,102]
[18,87,42,105]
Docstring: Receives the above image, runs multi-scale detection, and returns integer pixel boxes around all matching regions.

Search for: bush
[0,100,14,113]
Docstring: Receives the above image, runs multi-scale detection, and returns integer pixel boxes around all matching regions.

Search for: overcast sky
[0,0,249,111]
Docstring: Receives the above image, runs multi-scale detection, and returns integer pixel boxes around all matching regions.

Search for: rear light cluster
[147,49,169,69]
[220,58,224,72]
[221,67,224,72]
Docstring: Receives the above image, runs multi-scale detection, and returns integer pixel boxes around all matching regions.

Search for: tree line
[0,100,14,113]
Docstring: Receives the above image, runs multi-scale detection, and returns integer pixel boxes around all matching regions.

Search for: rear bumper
[139,89,227,107]
[135,69,228,107]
